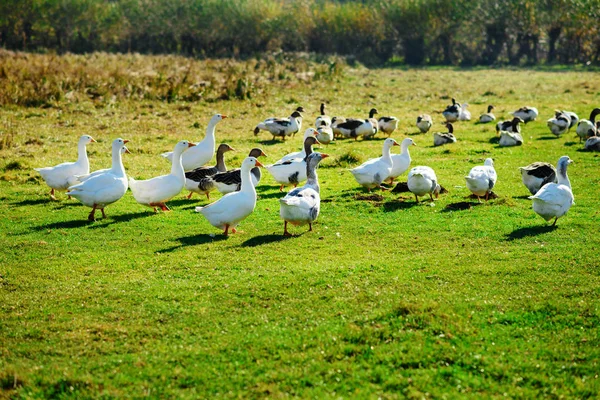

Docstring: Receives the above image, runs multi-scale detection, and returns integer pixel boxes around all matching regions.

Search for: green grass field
[1,57,599,398]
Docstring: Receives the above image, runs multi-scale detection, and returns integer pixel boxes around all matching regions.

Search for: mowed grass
[1,60,600,398]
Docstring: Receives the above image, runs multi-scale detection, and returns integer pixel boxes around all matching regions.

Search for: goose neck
[240,164,257,195]
[215,149,227,172]
[170,149,186,179]
[111,146,126,176]
[557,163,571,188]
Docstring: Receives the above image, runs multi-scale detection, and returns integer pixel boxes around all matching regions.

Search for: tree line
[1,0,598,66]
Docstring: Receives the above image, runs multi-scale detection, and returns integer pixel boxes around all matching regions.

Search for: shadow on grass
[488,137,500,145]
[256,138,284,146]
[32,219,91,231]
[563,141,578,147]
[160,233,228,253]
[441,201,483,212]
[537,136,559,141]
[240,234,291,247]
[11,198,53,206]
[167,198,201,208]
[89,211,153,227]
[382,199,418,212]
[514,195,532,200]
[504,225,557,241]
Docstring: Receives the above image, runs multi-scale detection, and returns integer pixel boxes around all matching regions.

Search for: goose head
[248,148,267,158]
[303,128,318,140]
[112,138,129,152]
[243,156,264,170]
[173,140,196,155]
[80,135,96,145]
[307,152,329,170]
[295,106,305,113]
[401,138,416,148]
[383,138,400,152]
[217,143,235,154]
[210,114,228,125]
[487,105,494,113]
[291,111,303,119]
[369,108,378,118]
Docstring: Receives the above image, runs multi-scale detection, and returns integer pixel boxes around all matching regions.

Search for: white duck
[465,158,497,202]
[499,130,524,147]
[334,108,379,140]
[280,152,329,236]
[349,138,399,191]
[276,128,318,163]
[377,115,399,137]
[66,138,129,221]
[529,156,574,226]
[479,105,496,123]
[266,137,320,191]
[407,166,441,202]
[254,109,303,140]
[511,106,538,123]
[519,162,557,195]
[458,103,471,121]
[433,123,457,146]
[196,156,264,235]
[576,108,600,142]
[75,145,130,183]
[130,140,195,211]
[442,98,461,122]
[35,135,96,200]
[209,148,267,194]
[315,103,332,128]
[547,110,572,136]
[161,114,226,171]
[388,138,416,183]
[316,124,334,144]
[184,143,235,199]
[416,114,433,133]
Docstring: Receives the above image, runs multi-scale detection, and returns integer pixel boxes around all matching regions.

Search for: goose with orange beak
[196,157,264,235]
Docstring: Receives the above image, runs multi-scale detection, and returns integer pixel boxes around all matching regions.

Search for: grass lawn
[1,58,599,398]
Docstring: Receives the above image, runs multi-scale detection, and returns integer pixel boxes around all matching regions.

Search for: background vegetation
[1,0,599,66]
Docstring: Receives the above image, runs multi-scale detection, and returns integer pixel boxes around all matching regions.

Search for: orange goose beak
[188,142,196,147]
[255,160,265,168]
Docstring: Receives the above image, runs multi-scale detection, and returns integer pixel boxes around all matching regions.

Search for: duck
[315,103,332,128]
[479,105,496,123]
[442,98,461,122]
[433,123,457,146]
[499,130,524,147]
[511,106,538,123]
[34,134,96,200]
[184,143,235,199]
[331,116,347,138]
[334,108,379,140]
[195,156,264,235]
[266,137,320,191]
[576,108,600,142]
[66,138,129,221]
[584,135,600,152]
[496,117,523,135]
[416,114,433,133]
[458,103,471,121]
[465,158,497,202]
[161,114,226,171]
[407,166,441,202]
[276,128,318,164]
[388,138,416,183]
[280,152,329,236]
[563,111,579,129]
[254,109,303,140]
[529,156,574,226]
[547,110,571,136]
[316,124,334,144]
[349,138,399,191]
[75,145,130,183]
[130,140,195,212]
[377,115,399,137]
[519,162,557,195]
[209,148,267,194]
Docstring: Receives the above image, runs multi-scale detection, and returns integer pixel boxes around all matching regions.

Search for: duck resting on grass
[433,123,457,146]
[511,106,538,123]
[576,108,600,142]
[416,114,433,133]
[479,105,495,123]
[529,155,574,227]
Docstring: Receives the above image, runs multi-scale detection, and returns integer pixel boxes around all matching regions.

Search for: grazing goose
[433,123,457,146]
[276,128,318,163]
[377,115,400,137]
[75,146,130,183]
[388,138,416,183]
[266,137,320,191]
[66,138,129,221]
[547,110,571,136]
[209,148,267,194]
[161,114,226,171]
[196,157,263,236]
[529,156,574,226]
[576,108,600,142]
[511,106,538,123]
[349,138,399,191]
[184,143,235,199]
[519,162,557,195]
[35,135,96,200]
[496,117,523,134]
[254,109,303,140]
[130,140,195,212]
[315,103,332,128]
[584,135,600,151]
[334,108,379,140]
[316,124,334,144]
[479,105,496,123]
[407,166,441,202]
[458,103,472,121]
[280,152,329,236]
[465,158,497,202]
[442,98,461,122]
[416,114,433,133]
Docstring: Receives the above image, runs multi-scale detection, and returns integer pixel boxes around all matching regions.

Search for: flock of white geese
[34,100,597,235]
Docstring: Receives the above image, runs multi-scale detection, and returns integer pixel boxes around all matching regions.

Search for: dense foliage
[1,0,599,66]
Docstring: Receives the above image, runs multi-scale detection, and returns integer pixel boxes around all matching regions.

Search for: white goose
[66,138,129,221]
[511,106,538,123]
[458,103,471,121]
[254,109,303,140]
[499,130,524,147]
[349,138,399,191]
[407,166,441,202]
[416,114,433,133]
[465,158,497,202]
[266,137,320,191]
[184,143,235,199]
[130,140,195,211]
[276,128,318,163]
[479,105,496,123]
[280,152,329,236]
[576,108,600,142]
[377,115,399,137]
[433,123,457,146]
[334,108,378,140]
[519,162,557,195]
[547,110,571,136]
[35,135,96,200]
[75,146,130,183]
[316,124,334,144]
[442,98,461,122]
[209,148,267,194]
[161,114,226,171]
[529,156,574,226]
[315,103,332,128]
[388,138,416,183]
[196,157,264,235]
